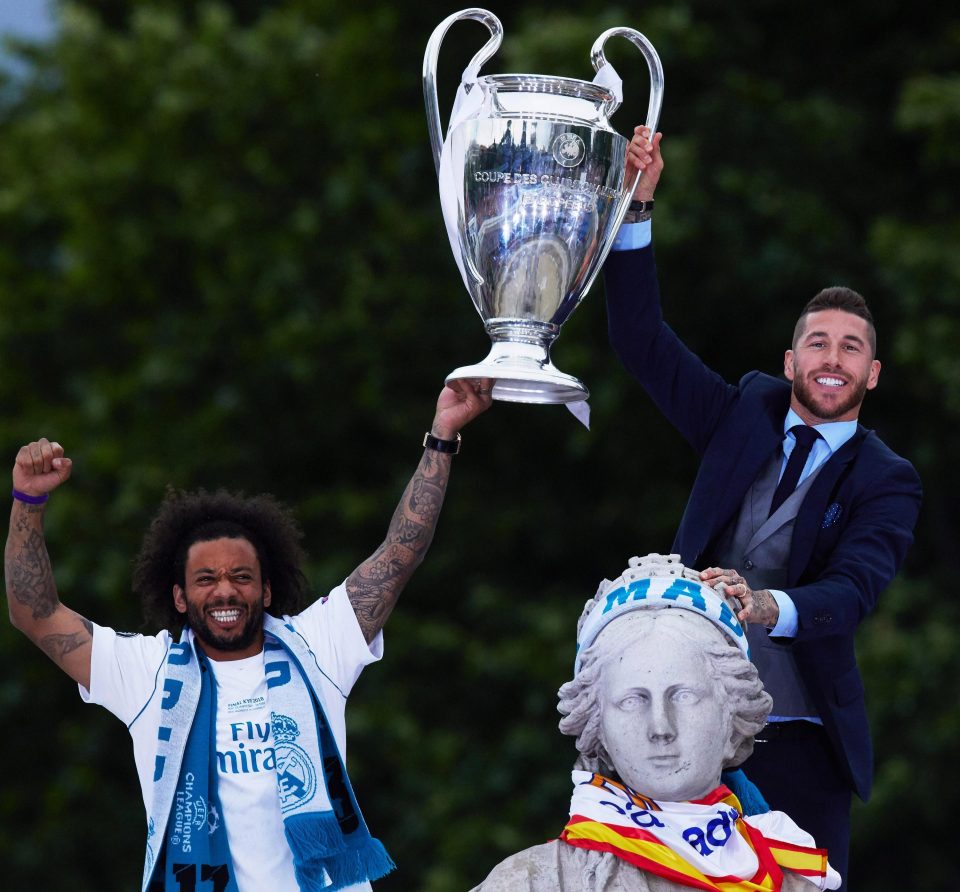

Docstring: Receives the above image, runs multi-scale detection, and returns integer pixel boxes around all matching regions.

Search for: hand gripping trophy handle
[424,9,664,405]
[591,27,665,197]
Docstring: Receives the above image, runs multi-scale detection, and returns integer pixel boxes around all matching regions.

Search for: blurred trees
[0,1,955,889]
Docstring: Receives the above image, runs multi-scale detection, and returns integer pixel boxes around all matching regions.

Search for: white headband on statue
[575,554,749,673]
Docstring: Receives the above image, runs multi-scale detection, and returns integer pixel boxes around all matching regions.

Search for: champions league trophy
[423,8,663,403]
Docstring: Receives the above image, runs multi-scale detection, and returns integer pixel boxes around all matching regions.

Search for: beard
[792,370,869,422]
[185,598,264,654]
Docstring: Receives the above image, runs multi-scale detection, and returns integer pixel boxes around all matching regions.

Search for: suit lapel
[787,426,869,583]
[744,461,816,553]
[705,395,785,548]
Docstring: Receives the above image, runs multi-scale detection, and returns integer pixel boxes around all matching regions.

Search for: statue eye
[617,693,647,711]
[671,688,701,705]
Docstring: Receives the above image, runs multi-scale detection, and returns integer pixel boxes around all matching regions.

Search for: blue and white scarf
[142,615,394,891]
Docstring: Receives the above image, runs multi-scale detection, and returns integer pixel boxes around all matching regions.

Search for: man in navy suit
[603,128,922,890]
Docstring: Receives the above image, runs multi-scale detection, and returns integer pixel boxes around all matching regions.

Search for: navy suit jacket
[604,245,922,801]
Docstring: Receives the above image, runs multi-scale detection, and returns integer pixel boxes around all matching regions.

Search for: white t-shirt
[80,582,383,892]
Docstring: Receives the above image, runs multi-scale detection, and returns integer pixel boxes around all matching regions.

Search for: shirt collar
[784,408,858,454]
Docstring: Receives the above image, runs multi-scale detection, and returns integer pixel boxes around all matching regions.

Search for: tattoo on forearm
[6,512,60,621]
[347,449,452,641]
[393,515,426,546]
[408,476,442,526]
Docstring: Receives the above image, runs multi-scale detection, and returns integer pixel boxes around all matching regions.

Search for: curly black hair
[133,488,311,633]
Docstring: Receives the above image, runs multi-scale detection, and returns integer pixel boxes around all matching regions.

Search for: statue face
[599,614,733,801]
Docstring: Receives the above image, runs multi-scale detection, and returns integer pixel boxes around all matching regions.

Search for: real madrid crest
[271,713,318,813]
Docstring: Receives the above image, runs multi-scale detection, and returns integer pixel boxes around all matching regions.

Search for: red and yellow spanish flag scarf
[559,772,839,891]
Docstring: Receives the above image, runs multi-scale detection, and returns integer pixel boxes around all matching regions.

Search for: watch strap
[423,432,461,454]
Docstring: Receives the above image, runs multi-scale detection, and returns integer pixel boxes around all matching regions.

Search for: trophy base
[446,342,588,405]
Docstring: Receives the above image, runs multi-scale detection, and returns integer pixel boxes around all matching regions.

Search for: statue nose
[648,728,677,743]
[647,700,677,742]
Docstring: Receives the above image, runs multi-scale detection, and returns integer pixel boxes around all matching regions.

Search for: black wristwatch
[629,198,655,216]
[423,432,461,454]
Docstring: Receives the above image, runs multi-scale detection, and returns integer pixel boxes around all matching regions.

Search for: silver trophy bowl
[424,8,663,403]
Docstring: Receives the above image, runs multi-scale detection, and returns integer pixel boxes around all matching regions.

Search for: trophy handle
[590,27,665,193]
[423,8,503,175]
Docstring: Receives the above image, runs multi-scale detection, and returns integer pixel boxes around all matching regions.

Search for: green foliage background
[0,1,955,889]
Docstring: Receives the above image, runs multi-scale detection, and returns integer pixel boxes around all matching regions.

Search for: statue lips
[648,755,680,767]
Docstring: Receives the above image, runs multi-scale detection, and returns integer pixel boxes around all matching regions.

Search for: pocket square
[821,502,842,528]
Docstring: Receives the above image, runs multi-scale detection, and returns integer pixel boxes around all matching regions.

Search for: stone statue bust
[470,555,840,892]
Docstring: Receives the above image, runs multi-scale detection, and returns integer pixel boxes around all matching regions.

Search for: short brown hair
[792,287,877,356]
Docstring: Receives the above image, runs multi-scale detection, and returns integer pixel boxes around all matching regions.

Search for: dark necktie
[769,425,821,516]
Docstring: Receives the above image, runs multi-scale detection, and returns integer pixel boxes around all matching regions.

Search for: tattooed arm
[346,380,493,642]
[5,438,92,688]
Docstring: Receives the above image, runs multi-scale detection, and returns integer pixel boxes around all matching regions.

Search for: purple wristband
[12,488,48,505]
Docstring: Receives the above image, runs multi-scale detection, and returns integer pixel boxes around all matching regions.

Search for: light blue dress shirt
[766,411,858,636]
[611,220,652,252]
